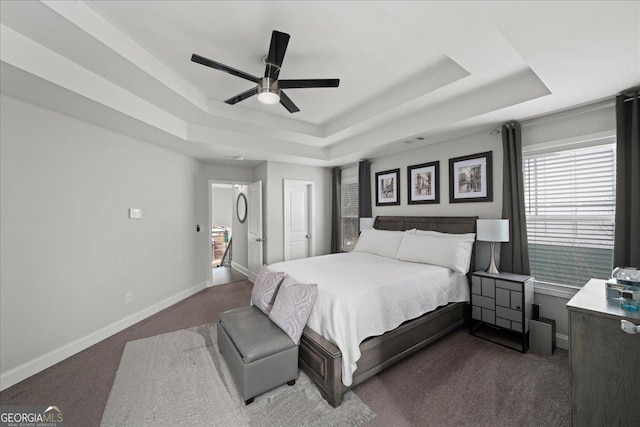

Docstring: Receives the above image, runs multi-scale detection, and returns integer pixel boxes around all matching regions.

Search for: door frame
[246,181,264,283]
[283,179,315,261]
[207,179,251,287]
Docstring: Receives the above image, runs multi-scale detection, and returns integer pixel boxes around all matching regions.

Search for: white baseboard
[0,281,208,391]
[556,333,569,350]
[230,261,248,276]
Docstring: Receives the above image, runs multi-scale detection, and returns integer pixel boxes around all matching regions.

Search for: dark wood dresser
[567,278,640,427]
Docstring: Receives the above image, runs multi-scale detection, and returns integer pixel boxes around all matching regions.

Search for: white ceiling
[1,1,638,167]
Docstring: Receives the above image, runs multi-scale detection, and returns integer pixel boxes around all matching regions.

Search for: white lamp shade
[477,219,509,242]
[359,217,375,231]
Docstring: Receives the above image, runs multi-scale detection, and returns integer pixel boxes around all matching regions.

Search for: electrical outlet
[125,292,132,305]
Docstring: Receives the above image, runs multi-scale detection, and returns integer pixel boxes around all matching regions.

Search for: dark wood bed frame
[298,215,478,407]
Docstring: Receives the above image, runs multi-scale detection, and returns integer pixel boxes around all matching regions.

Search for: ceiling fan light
[257,77,280,105]
[258,91,280,104]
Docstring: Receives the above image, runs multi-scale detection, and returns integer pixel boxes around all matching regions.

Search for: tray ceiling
[1,1,638,166]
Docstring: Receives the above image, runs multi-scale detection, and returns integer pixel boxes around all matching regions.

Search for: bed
[271,216,478,407]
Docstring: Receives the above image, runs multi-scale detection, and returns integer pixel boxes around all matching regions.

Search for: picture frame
[449,151,493,203]
[408,161,440,204]
[375,168,400,206]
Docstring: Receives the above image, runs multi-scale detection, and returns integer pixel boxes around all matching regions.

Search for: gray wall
[370,129,503,271]
[260,161,332,265]
[0,95,254,387]
[522,101,615,147]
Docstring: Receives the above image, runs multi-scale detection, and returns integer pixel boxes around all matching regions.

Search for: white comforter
[269,252,470,386]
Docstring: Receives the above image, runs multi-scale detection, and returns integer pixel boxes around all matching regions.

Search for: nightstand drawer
[471,275,481,295]
[495,279,521,292]
[471,271,534,353]
[510,291,523,310]
[496,288,522,310]
[473,295,495,310]
[481,308,495,325]
[496,288,510,307]
[481,278,495,298]
[473,307,502,326]
[496,305,522,322]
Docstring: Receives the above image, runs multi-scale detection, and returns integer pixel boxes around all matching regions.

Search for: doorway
[208,180,264,286]
[209,181,248,286]
[211,183,233,268]
[283,179,314,261]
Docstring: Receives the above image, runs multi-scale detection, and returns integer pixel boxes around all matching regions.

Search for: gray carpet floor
[101,325,374,426]
[0,275,569,426]
[357,328,569,426]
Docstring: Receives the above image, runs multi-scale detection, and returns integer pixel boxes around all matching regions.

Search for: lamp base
[486,241,500,274]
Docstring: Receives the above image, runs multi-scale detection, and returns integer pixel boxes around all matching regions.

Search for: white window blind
[341,177,359,252]
[524,143,616,287]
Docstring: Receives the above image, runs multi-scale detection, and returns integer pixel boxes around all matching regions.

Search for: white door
[284,180,313,261]
[247,181,263,282]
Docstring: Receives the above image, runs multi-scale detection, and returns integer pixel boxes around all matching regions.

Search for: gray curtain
[500,122,531,275]
[358,160,372,219]
[613,88,640,268]
[330,167,341,254]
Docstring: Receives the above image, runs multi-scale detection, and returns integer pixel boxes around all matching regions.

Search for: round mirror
[237,193,247,224]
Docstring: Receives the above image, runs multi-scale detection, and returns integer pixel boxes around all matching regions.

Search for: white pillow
[353,228,405,259]
[396,232,474,274]
[407,228,476,241]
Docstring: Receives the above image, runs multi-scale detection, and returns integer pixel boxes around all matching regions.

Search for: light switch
[128,208,142,219]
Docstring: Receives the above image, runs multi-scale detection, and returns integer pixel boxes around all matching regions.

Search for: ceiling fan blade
[278,79,340,89]
[191,54,259,83]
[265,30,290,80]
[279,91,300,113]
[224,87,258,105]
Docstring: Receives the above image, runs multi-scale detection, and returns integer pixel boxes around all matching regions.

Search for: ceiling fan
[191,30,340,113]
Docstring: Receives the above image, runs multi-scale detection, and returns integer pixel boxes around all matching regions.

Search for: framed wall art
[449,151,493,203]
[408,161,439,204]
[375,168,400,206]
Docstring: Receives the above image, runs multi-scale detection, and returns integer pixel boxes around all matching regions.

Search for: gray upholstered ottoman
[217,305,298,404]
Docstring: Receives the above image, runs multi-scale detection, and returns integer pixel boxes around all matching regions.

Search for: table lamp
[477,219,509,274]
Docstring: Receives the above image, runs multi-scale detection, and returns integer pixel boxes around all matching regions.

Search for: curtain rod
[620,86,640,98]
[337,160,374,170]
[489,97,617,134]
[522,97,615,128]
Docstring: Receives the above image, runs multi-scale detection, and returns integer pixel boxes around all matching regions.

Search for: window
[524,142,616,287]
[341,177,359,251]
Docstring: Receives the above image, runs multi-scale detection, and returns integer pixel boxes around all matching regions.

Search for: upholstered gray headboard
[373,215,479,279]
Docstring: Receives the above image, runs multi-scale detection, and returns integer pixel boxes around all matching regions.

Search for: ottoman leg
[287,379,296,386]
[245,397,254,405]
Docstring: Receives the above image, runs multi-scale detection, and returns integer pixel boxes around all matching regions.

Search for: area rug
[101,323,375,426]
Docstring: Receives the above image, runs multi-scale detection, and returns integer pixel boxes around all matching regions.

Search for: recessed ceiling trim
[187,124,328,161]
[328,68,551,160]
[0,24,187,139]
[40,0,327,140]
[324,57,470,138]
[42,0,209,112]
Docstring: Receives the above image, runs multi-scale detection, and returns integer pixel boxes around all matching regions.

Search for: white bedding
[268,252,470,386]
